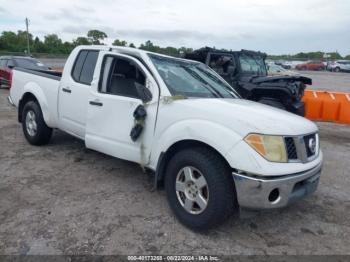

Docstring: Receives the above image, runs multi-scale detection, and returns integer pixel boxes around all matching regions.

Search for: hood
[172,98,318,137]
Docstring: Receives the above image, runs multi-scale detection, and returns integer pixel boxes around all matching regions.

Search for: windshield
[268,63,287,73]
[239,53,267,76]
[14,58,49,70]
[149,54,239,98]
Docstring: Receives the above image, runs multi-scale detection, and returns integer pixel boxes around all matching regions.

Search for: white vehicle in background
[8,46,323,230]
[267,62,299,76]
[327,60,350,72]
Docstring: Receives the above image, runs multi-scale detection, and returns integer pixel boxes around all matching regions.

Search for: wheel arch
[154,139,234,189]
[18,83,50,125]
[18,92,39,122]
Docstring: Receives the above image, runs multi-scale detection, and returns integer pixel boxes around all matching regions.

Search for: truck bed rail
[14,67,62,81]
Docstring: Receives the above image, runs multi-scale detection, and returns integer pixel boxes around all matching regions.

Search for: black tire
[164,147,237,230]
[334,67,340,72]
[22,100,52,145]
[258,98,286,110]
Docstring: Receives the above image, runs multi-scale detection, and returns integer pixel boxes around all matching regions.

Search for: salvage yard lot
[0,87,349,255]
[302,71,350,92]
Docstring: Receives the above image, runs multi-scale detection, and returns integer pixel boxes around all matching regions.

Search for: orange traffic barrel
[303,90,350,124]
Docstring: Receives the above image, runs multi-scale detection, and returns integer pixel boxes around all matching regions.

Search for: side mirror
[135,82,152,103]
[7,64,14,69]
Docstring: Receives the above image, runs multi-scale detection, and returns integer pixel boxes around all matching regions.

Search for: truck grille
[284,133,318,162]
[285,137,298,160]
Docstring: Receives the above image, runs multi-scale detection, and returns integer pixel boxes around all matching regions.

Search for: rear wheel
[165,147,237,230]
[22,101,52,145]
[334,67,340,72]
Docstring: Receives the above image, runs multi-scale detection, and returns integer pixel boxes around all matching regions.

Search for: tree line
[0,29,193,57]
[0,29,349,60]
[268,51,349,61]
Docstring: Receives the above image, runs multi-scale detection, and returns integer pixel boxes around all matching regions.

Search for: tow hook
[130,105,147,142]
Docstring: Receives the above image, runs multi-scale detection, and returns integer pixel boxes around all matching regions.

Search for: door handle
[89,101,103,106]
[62,87,71,93]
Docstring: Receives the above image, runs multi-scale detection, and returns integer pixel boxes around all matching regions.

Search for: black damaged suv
[185,47,311,116]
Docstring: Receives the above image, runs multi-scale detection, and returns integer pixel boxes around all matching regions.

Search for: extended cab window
[72,50,99,85]
[99,56,146,99]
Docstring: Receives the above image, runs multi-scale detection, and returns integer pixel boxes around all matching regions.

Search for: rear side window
[71,50,99,85]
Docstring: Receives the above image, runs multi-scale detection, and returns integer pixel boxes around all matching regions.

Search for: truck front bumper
[233,162,322,210]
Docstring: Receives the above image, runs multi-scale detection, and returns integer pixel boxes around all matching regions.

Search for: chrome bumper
[233,163,322,210]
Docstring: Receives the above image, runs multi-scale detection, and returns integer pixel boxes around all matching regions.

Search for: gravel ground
[0,88,349,255]
[297,70,350,92]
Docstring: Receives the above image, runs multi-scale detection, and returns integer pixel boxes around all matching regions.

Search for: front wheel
[165,147,237,230]
[22,101,52,145]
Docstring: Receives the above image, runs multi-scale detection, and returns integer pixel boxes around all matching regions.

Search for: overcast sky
[0,0,349,55]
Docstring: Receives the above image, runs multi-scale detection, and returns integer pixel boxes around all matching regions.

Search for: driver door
[85,52,159,164]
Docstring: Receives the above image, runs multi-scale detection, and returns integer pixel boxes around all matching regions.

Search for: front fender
[149,119,243,170]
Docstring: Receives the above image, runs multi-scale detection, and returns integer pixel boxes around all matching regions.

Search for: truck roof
[76,45,199,64]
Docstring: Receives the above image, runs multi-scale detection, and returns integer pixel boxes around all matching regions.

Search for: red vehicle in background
[0,56,50,88]
[296,61,325,71]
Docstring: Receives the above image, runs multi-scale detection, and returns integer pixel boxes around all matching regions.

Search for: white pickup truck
[9,46,323,230]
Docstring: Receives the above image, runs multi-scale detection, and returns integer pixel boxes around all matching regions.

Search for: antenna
[25,18,30,55]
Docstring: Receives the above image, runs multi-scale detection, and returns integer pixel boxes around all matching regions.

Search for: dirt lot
[300,70,350,92]
[0,88,349,255]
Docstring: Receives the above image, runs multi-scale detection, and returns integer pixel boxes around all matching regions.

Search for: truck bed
[10,67,62,128]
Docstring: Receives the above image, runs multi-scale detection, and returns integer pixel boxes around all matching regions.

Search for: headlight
[244,134,287,162]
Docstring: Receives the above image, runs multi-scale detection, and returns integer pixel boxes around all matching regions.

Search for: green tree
[129,43,136,48]
[44,34,63,53]
[73,36,91,46]
[0,31,18,50]
[87,30,107,45]
[112,39,127,46]
[0,31,32,52]
[139,40,158,52]
[62,41,74,54]
[32,36,47,53]
[327,52,342,60]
